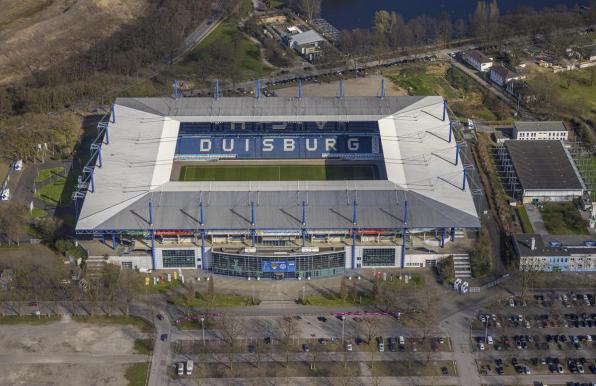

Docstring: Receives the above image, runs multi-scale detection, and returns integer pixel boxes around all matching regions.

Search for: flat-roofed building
[513,121,568,141]
[502,140,585,203]
[288,30,325,62]
[514,234,596,272]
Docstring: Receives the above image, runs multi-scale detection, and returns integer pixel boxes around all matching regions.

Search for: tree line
[336,1,596,56]
[0,256,144,318]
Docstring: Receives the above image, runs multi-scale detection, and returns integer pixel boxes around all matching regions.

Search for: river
[321,0,586,30]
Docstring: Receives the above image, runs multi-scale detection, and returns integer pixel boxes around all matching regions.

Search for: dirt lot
[0,0,148,85]
[0,316,148,386]
[275,75,406,98]
[0,363,133,386]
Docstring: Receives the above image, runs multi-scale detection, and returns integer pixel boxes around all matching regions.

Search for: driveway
[524,204,548,235]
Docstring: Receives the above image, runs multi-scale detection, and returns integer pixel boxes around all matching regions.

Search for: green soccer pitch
[179,164,379,181]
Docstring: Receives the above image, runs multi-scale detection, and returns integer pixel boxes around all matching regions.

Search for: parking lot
[470,291,595,381]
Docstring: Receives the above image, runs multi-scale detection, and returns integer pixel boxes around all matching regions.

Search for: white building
[288,30,325,62]
[490,65,522,87]
[513,121,568,141]
[463,50,493,72]
[514,234,596,272]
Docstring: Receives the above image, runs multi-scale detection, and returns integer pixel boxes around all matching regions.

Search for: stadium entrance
[210,249,346,279]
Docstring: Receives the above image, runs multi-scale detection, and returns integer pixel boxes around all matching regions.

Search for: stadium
[74,89,480,279]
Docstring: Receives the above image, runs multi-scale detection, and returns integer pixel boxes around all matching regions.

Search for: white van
[13,160,23,171]
[399,336,405,345]
[487,336,494,345]
[0,188,9,201]
[186,360,193,375]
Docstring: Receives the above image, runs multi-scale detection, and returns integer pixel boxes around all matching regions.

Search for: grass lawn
[179,164,378,181]
[72,316,154,333]
[170,293,255,308]
[0,161,9,181]
[29,207,48,219]
[35,166,64,183]
[124,363,149,386]
[298,294,375,306]
[185,23,267,79]
[133,338,154,355]
[35,174,75,207]
[0,315,61,325]
[516,206,534,234]
[557,68,596,122]
[388,65,458,99]
[540,202,589,235]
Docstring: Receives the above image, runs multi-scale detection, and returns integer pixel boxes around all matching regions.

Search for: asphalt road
[173,0,224,63]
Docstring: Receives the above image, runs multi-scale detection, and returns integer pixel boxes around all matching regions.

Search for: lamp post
[341,316,345,344]
[201,316,205,346]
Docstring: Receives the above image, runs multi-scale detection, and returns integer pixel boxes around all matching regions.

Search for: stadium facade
[75,93,480,279]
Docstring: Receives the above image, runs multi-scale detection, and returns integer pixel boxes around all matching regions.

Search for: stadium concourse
[74,93,480,279]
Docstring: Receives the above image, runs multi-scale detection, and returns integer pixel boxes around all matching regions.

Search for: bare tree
[278,316,300,367]
[362,317,378,345]
[207,274,215,304]
[117,269,143,316]
[217,313,244,370]
[101,264,120,316]
[350,279,358,304]
[85,278,101,317]
[418,290,440,344]
[309,344,319,370]
[298,0,321,21]
[339,276,348,301]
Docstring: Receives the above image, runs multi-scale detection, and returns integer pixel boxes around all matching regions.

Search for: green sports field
[179,164,378,181]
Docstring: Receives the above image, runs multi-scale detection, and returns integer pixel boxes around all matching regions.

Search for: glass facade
[211,251,345,278]
[362,248,396,267]
[162,249,196,268]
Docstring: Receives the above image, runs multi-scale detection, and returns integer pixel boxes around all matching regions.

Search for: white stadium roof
[76,96,479,232]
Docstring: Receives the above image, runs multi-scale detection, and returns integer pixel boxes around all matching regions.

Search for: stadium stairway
[452,254,472,279]
[85,256,107,280]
